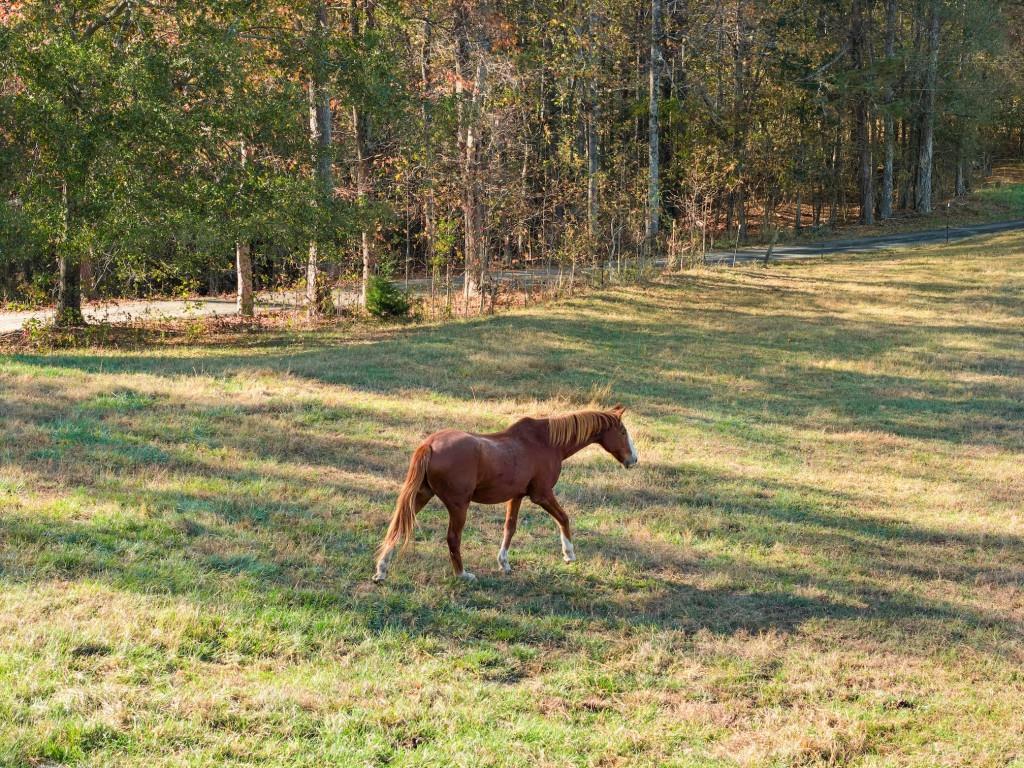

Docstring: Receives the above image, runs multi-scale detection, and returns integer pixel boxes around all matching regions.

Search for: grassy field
[2,232,1024,767]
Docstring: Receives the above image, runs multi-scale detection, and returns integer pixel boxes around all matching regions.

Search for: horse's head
[598,405,638,468]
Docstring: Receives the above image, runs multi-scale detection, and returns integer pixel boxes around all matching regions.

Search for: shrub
[365,274,411,318]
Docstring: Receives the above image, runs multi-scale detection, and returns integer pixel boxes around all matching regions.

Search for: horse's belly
[470,486,517,505]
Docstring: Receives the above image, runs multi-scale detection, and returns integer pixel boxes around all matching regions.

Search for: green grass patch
[976,182,1024,214]
[2,233,1024,766]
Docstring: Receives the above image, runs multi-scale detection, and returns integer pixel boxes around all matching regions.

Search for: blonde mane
[546,409,620,447]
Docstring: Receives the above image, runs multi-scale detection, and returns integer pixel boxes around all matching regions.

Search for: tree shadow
[11,284,1020,448]
[2,271,1022,665]
[3,485,1018,664]
[3,384,1020,663]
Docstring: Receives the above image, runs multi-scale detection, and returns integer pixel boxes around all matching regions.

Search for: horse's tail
[377,442,431,558]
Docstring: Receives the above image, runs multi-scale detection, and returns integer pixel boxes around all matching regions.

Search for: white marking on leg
[560,532,576,563]
[457,570,477,581]
[497,546,511,574]
[372,547,394,582]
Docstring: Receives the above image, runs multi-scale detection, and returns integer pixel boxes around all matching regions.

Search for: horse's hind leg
[440,497,475,581]
[532,493,576,563]
[373,486,433,582]
[497,497,522,574]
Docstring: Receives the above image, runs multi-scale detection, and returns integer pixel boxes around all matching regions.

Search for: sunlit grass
[977,182,1024,214]
[2,233,1023,766]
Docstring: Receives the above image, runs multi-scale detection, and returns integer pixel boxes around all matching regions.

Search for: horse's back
[424,428,478,454]
[426,428,510,469]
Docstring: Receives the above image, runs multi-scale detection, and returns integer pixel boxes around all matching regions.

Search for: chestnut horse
[372,406,638,582]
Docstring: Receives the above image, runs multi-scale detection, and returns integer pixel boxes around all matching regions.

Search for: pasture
[2,234,1023,767]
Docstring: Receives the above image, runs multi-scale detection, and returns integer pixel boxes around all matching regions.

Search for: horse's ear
[611,404,626,417]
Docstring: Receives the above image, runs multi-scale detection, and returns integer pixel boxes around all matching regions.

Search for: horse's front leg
[497,497,522,574]
[532,493,576,564]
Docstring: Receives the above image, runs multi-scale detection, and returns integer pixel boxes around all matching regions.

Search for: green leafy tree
[3,2,187,324]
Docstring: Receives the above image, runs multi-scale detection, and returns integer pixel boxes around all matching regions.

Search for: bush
[365,274,411,318]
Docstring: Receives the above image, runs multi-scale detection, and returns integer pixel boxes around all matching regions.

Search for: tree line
[2,0,1022,325]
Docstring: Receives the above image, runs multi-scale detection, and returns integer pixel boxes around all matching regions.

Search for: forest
[3,0,1024,325]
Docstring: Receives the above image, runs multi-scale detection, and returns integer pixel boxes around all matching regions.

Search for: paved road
[3,218,1023,333]
[0,293,361,334]
[0,297,244,334]
[702,218,1024,265]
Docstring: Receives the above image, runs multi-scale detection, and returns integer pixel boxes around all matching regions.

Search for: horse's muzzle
[623,456,638,469]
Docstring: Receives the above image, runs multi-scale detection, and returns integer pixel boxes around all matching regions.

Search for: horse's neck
[556,434,599,461]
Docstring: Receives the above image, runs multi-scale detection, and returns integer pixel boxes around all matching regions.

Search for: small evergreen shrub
[365,274,411,318]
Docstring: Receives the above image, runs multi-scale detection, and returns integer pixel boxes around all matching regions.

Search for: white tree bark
[236,139,253,317]
[455,1,487,301]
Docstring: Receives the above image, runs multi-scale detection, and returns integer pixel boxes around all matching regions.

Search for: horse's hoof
[563,555,576,564]
[371,573,385,583]
[457,571,477,581]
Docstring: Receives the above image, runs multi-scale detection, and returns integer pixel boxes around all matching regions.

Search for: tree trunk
[857,111,874,224]
[953,44,968,199]
[463,63,486,301]
[421,19,436,285]
[586,0,599,268]
[880,0,896,219]
[55,181,84,327]
[737,184,747,240]
[455,0,486,301]
[852,0,874,225]
[236,139,254,317]
[916,0,939,214]
[646,0,663,262]
[236,241,253,316]
[306,1,334,317]
[829,122,842,227]
[899,119,915,210]
[353,0,374,306]
[955,148,967,197]
[731,2,747,242]
[80,247,96,300]
[56,250,83,326]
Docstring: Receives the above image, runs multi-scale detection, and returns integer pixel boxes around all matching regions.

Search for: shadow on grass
[2,270,1022,664]
[9,286,1023,450]
[2,389,1021,663]
[1,487,1020,661]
